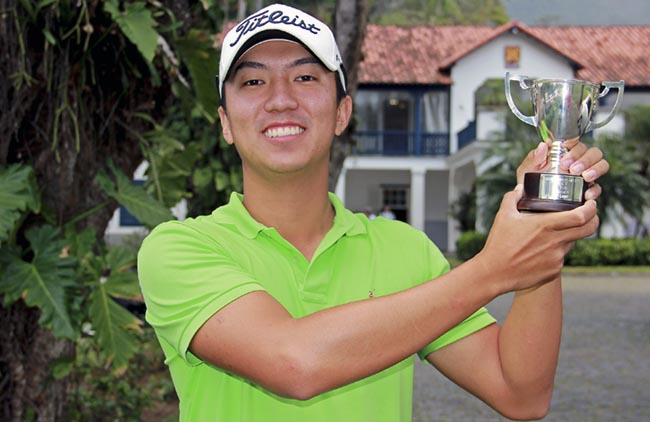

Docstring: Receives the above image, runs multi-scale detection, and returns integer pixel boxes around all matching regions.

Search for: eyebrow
[232,56,325,77]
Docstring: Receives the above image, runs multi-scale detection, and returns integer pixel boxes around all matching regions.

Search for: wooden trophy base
[518,172,587,212]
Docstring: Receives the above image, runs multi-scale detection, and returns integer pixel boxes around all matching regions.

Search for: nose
[264,78,299,112]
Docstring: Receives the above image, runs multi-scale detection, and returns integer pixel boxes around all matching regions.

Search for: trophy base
[518,172,587,212]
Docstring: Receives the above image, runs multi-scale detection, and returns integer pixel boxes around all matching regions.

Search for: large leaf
[96,165,175,228]
[149,142,201,208]
[87,244,142,371]
[175,30,220,119]
[89,287,142,371]
[0,225,77,339]
[104,246,141,298]
[105,0,158,62]
[0,164,41,244]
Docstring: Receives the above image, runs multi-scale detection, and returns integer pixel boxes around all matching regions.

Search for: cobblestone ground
[412,274,650,422]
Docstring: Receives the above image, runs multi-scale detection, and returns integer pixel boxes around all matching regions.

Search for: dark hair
[219,66,348,110]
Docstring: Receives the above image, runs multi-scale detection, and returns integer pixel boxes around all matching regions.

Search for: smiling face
[218,40,352,183]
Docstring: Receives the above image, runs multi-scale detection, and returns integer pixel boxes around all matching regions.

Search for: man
[138,4,607,421]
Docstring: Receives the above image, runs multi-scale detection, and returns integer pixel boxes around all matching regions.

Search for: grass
[447,255,650,275]
[562,265,650,274]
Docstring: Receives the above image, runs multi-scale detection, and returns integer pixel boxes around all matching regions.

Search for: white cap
[217,3,347,97]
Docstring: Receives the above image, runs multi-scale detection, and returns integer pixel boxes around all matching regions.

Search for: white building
[336,21,650,251]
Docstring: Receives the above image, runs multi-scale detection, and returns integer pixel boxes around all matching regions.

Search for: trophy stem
[548,140,565,173]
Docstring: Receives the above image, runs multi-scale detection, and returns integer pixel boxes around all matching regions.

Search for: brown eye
[243,79,263,86]
[296,75,316,82]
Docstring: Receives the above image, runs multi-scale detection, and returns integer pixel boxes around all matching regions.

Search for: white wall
[344,169,410,213]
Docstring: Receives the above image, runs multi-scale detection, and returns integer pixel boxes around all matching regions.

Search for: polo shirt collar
[215,192,366,240]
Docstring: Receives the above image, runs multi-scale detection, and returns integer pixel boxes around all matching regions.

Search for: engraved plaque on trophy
[505,72,624,212]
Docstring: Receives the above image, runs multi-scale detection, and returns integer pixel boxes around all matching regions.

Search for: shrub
[633,239,650,265]
[66,327,176,421]
[565,238,650,266]
[456,231,488,261]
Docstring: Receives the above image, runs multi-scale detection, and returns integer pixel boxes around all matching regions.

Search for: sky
[504,0,650,25]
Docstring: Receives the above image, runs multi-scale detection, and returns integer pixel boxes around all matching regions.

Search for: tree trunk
[329,0,368,192]
[0,302,74,421]
[237,0,247,20]
[0,2,172,420]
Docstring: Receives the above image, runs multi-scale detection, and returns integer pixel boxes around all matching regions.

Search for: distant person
[379,205,396,220]
[138,4,607,421]
[363,206,377,220]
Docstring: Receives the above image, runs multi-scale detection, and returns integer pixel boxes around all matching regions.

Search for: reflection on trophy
[505,72,624,211]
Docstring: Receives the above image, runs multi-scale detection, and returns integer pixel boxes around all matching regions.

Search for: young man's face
[218,40,352,180]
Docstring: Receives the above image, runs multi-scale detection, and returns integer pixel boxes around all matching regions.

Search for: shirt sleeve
[415,232,496,360]
[137,221,265,365]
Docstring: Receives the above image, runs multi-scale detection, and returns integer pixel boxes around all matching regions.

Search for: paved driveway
[412,273,650,422]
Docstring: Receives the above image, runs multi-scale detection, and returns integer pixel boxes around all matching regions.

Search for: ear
[218,106,235,145]
[334,95,353,137]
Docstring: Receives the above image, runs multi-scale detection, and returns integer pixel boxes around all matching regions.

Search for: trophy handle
[505,72,537,127]
[591,80,625,129]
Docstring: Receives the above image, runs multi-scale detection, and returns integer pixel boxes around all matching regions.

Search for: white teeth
[265,126,304,138]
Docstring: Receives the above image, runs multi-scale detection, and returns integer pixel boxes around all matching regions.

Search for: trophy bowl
[505,72,624,212]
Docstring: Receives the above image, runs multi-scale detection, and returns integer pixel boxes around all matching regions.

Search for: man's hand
[517,140,609,201]
[474,184,599,293]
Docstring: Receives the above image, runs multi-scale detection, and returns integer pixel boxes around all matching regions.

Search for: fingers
[538,199,599,233]
[555,211,599,245]
[499,184,525,213]
[560,142,609,183]
[580,157,609,183]
[517,143,548,183]
[515,199,597,234]
[584,182,602,201]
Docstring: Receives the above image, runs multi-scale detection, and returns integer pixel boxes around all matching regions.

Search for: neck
[241,168,334,260]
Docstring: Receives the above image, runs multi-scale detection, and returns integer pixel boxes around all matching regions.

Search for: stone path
[412,273,650,422]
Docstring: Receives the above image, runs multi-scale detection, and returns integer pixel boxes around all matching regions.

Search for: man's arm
[427,279,562,421]
[190,186,598,402]
[427,140,606,420]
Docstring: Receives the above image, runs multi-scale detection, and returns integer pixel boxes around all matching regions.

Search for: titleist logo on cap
[229,9,321,47]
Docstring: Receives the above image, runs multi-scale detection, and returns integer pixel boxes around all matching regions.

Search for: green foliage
[1,0,233,388]
[565,238,650,266]
[0,225,78,339]
[624,105,650,151]
[455,230,488,261]
[0,164,40,245]
[476,79,507,107]
[370,0,509,25]
[96,162,175,227]
[477,110,538,230]
[66,328,176,421]
[450,185,476,232]
[589,134,650,237]
[104,0,159,62]
[155,105,242,218]
[85,246,144,371]
[175,30,222,120]
[1,0,243,418]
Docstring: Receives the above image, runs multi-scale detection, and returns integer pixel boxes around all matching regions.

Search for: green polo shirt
[138,192,495,421]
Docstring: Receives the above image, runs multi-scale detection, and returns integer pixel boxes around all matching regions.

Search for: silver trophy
[505,72,624,211]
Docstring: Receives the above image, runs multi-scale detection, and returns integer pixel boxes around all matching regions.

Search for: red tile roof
[360,22,650,87]
[529,25,650,86]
